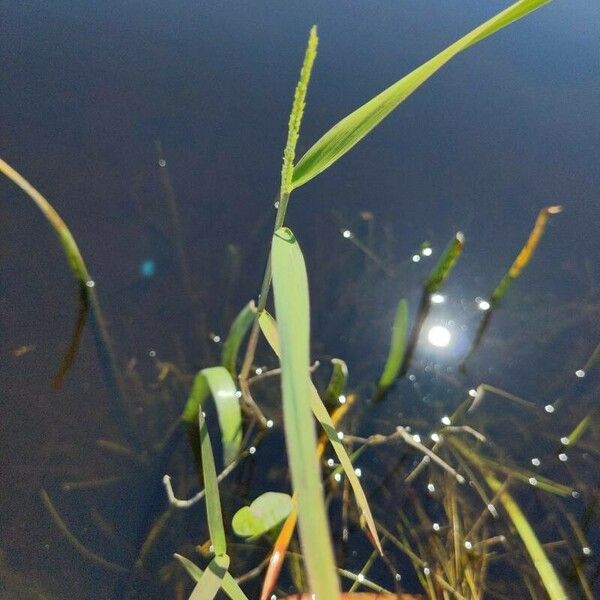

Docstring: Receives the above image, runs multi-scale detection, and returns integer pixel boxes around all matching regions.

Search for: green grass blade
[197,391,227,556]
[175,554,249,600]
[221,301,256,377]
[485,474,569,600]
[291,0,551,189]
[181,367,242,467]
[324,358,349,407]
[425,232,465,294]
[270,227,341,598]
[259,310,382,553]
[377,298,409,394]
[176,553,230,600]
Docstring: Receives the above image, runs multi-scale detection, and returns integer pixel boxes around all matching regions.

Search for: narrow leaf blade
[271,227,341,598]
[291,0,551,189]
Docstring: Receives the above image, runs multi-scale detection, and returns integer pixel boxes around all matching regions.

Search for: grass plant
[9,1,597,599]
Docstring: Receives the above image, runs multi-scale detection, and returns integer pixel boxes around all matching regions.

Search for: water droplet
[571,490,580,499]
[464,540,473,550]
[148,350,156,357]
[338,394,346,404]
[235,390,242,398]
[408,374,416,382]
[266,419,274,428]
[158,158,166,167]
[575,369,585,378]
[412,434,421,444]
[327,458,335,467]
[412,254,421,263]
[430,432,440,442]
[560,436,569,445]
[357,574,365,582]
[427,482,436,493]
[468,388,478,398]
[249,446,256,455]
[423,567,431,576]
[544,404,555,414]
[273,201,279,209]
[558,453,568,462]
[337,431,344,440]
[395,573,402,581]
[85,280,95,288]
[432,523,440,532]
[422,247,433,257]
[441,415,451,426]
[582,546,591,556]
[528,477,538,486]
[354,468,362,477]
[342,229,352,239]
[334,473,342,482]
[531,458,541,467]
[477,299,491,311]
[487,503,498,518]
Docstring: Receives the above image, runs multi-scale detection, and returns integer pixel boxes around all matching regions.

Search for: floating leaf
[270,227,341,598]
[291,0,551,189]
[181,367,242,466]
[232,492,293,538]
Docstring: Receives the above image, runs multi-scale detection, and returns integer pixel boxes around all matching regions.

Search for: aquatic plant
[8,1,598,599]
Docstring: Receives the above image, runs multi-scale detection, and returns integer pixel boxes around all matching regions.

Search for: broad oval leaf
[271,227,341,598]
[291,0,551,189]
[232,492,293,538]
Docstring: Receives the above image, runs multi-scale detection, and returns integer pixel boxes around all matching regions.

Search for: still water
[1,1,598,598]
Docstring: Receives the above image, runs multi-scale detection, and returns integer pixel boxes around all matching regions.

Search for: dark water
[1,1,599,598]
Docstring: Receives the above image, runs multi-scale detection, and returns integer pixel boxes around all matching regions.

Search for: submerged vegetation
[2,1,598,599]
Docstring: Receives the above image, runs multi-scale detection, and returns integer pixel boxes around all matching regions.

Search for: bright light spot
[430,432,440,442]
[249,446,256,455]
[571,490,580,498]
[255,367,263,375]
[357,574,365,582]
[412,254,421,263]
[427,483,436,493]
[148,350,156,358]
[575,369,585,378]
[86,280,95,288]
[558,453,568,462]
[423,567,431,576]
[395,574,402,581]
[338,394,347,404]
[327,458,335,467]
[408,374,416,382]
[560,436,569,445]
[422,247,433,257]
[582,546,591,556]
[235,390,242,398]
[428,325,451,347]
[441,415,451,426]
[477,299,491,311]
[468,388,478,398]
[531,458,541,467]
[432,523,440,532]
[412,434,421,444]
[334,473,342,482]
[528,477,538,486]
[545,404,555,414]
[337,431,344,440]
[487,504,498,518]
[354,468,362,477]
[464,541,473,550]
[266,419,274,428]
[212,335,221,343]
[209,544,214,553]
[158,158,166,167]
[431,293,445,304]
[273,201,279,209]
[342,229,352,239]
